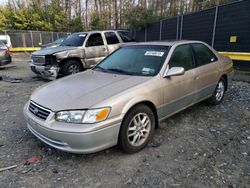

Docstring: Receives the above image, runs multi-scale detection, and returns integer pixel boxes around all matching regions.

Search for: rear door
[104,32,121,54]
[159,44,199,119]
[191,43,221,101]
[84,33,108,67]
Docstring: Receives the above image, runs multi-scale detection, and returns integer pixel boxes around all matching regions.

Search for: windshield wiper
[106,68,134,75]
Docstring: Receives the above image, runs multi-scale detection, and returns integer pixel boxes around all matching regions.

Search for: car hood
[31,70,151,111]
[32,46,77,56]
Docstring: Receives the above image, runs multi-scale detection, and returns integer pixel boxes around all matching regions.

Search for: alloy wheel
[127,113,151,147]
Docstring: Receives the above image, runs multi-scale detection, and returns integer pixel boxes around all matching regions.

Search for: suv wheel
[61,60,83,76]
[208,77,226,105]
[119,104,155,153]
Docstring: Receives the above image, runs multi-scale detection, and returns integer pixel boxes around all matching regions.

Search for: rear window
[60,33,87,47]
[105,32,119,45]
[118,31,135,42]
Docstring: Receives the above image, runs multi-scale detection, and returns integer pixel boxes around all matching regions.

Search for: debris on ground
[0,165,17,172]
[25,156,43,165]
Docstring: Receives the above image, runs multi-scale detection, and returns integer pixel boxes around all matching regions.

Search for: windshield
[0,40,7,49]
[53,38,65,44]
[94,45,169,76]
[0,40,7,45]
[60,33,87,47]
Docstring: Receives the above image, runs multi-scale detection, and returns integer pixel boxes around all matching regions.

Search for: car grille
[32,56,45,64]
[29,101,51,120]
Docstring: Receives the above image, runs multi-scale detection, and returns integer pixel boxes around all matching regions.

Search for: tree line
[0,0,237,32]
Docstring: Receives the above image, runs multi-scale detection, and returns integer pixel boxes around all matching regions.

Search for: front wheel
[208,77,226,105]
[61,60,83,76]
[118,105,155,153]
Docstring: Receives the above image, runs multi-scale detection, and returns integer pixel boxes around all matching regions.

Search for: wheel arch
[122,100,159,129]
[221,74,228,91]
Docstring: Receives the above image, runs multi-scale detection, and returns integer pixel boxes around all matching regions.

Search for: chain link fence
[0,30,70,48]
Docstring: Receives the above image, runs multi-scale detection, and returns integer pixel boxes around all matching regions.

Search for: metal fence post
[22,33,26,47]
[30,31,34,47]
[180,15,184,40]
[51,32,54,42]
[39,33,42,45]
[176,16,179,40]
[145,26,147,42]
[212,6,218,47]
[159,20,162,40]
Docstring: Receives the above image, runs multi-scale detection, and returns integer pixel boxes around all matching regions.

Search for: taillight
[4,50,11,54]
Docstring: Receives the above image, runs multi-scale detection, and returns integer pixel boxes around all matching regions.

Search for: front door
[158,44,199,120]
[84,33,108,68]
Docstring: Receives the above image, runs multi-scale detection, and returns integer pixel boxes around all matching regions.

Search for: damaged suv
[30,30,134,79]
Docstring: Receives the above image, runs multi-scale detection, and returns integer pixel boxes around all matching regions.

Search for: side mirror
[164,67,185,77]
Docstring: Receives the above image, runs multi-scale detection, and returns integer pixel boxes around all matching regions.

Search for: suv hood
[31,70,151,111]
[32,46,78,56]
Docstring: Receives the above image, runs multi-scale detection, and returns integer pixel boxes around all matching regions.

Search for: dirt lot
[0,53,249,188]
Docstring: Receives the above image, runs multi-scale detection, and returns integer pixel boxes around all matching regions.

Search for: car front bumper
[24,103,121,154]
[30,63,59,80]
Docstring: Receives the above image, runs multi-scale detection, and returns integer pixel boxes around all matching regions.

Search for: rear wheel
[61,60,83,76]
[208,77,226,105]
[119,105,155,153]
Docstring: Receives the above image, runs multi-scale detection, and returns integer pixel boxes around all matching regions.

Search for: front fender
[121,96,156,118]
[55,48,85,61]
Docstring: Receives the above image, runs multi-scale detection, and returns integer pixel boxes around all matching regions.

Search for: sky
[0,0,8,6]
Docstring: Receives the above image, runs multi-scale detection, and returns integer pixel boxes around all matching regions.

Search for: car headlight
[55,107,111,124]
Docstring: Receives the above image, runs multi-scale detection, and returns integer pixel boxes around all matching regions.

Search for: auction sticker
[144,51,164,57]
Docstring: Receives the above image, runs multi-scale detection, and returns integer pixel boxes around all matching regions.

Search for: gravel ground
[0,54,250,188]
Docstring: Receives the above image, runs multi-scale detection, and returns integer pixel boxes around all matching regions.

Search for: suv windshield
[0,40,7,49]
[0,40,7,45]
[94,45,169,76]
[60,33,87,47]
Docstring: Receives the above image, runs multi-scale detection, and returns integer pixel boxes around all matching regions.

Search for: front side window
[60,33,87,47]
[192,43,218,66]
[94,45,169,76]
[168,44,194,71]
[86,33,104,47]
[105,32,119,45]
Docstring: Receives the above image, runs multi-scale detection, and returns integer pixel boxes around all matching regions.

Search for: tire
[207,77,226,105]
[118,104,155,153]
[61,60,83,76]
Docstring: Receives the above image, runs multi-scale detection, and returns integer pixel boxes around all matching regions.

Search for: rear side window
[105,32,119,45]
[192,43,218,66]
[168,44,194,71]
[86,33,104,47]
[118,31,135,42]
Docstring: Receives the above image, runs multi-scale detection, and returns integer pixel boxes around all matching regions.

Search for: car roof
[73,30,129,35]
[125,40,204,47]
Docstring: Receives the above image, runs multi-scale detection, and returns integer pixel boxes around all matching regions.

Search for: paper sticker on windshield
[142,67,155,74]
[144,51,164,57]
